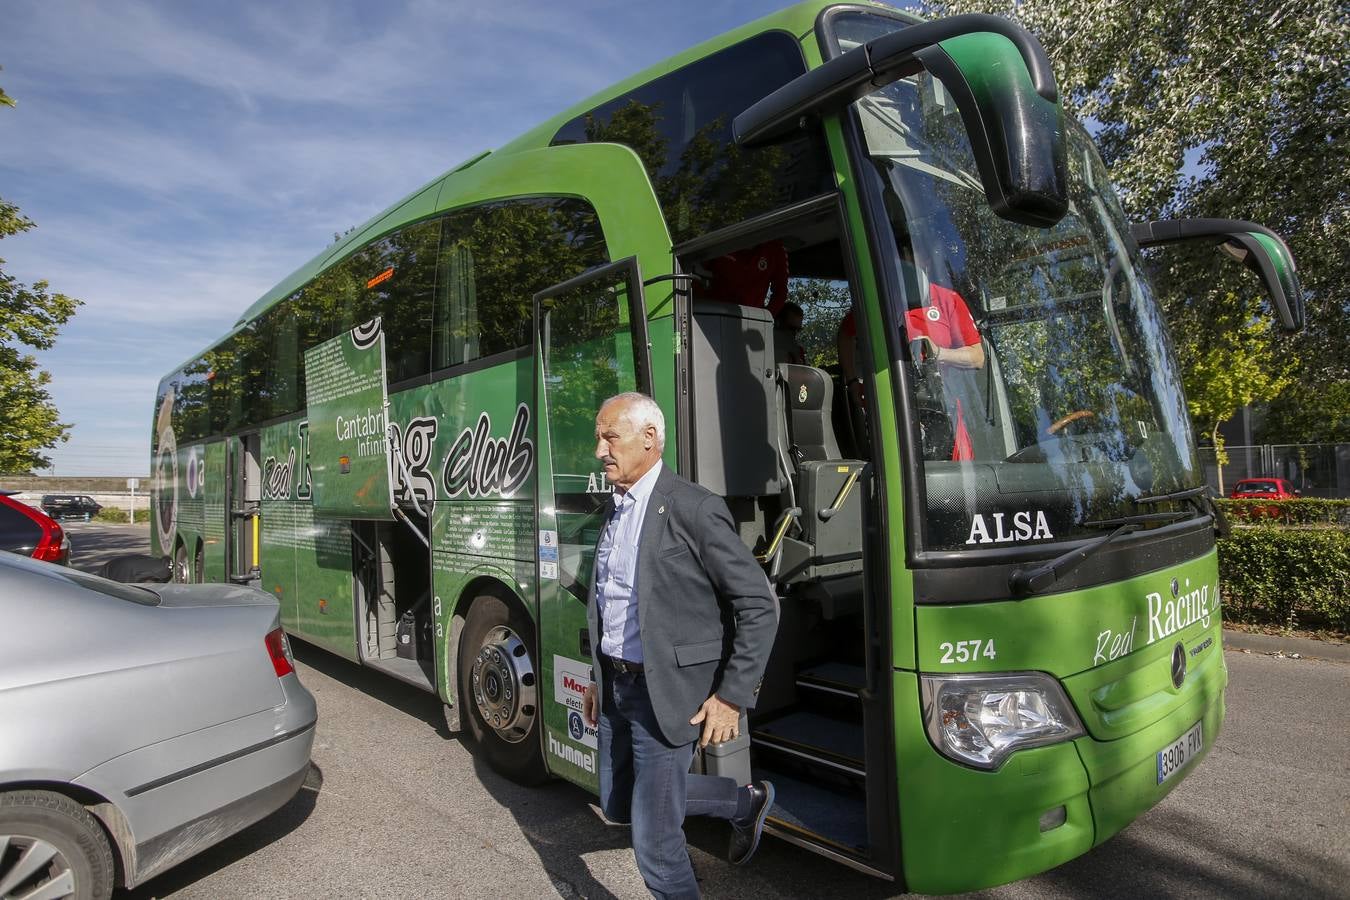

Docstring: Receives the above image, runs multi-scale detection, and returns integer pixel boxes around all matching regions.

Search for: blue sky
[1,0,852,476]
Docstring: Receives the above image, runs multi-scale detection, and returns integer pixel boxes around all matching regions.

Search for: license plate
[1156,721,1203,784]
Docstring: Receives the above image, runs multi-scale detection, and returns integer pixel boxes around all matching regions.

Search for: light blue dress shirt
[595,459,663,663]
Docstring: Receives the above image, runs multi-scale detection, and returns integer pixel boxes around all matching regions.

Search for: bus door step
[752,764,868,857]
[750,710,865,780]
[795,661,865,717]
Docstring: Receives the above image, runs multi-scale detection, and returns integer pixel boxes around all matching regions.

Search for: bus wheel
[173,543,189,584]
[193,542,204,583]
[458,593,549,785]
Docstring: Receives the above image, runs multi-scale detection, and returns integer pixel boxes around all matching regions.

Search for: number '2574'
[939,640,997,664]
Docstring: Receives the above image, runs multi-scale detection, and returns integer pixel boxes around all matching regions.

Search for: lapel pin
[658,505,665,514]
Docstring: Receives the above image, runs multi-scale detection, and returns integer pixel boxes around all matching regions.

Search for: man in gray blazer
[581,392,778,899]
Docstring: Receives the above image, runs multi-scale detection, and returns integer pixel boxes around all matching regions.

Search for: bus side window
[431,197,608,371]
[432,232,479,370]
[364,218,439,384]
[203,339,232,436]
[270,305,299,416]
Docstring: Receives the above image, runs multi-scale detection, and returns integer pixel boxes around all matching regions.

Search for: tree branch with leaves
[923,0,1350,444]
[0,69,82,473]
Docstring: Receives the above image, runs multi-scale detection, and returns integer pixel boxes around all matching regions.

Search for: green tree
[1182,298,1293,493]
[0,75,82,472]
[790,278,851,368]
[923,0,1350,443]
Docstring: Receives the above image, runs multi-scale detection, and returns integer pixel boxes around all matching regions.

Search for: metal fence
[1198,443,1350,498]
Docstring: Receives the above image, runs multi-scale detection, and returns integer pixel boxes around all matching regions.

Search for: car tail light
[1,495,66,562]
[265,627,295,678]
[34,519,66,563]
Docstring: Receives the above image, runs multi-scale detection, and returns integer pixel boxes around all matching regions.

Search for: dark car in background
[0,490,70,564]
[41,492,103,520]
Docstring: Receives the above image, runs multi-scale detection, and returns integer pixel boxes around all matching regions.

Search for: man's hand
[689,694,741,748]
[583,682,598,728]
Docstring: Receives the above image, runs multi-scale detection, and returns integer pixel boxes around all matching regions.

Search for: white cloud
[6,0,625,112]
[4,0,797,477]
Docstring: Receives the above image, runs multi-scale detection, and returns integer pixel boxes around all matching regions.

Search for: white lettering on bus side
[548,733,596,773]
[262,447,297,501]
[390,417,438,505]
[442,404,535,499]
[334,408,385,441]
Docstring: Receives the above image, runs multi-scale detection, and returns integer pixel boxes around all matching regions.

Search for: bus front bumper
[895,662,1227,894]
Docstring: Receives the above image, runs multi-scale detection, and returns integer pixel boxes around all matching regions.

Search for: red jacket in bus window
[697,240,789,315]
[838,285,981,353]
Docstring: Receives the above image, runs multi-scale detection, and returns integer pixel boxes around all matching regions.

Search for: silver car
[0,552,317,899]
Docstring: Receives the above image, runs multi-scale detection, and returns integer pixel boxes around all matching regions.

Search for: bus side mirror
[1131,218,1305,332]
[733,13,1068,229]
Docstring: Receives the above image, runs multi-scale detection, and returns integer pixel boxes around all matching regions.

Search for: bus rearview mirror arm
[732,13,1069,229]
[1130,218,1305,332]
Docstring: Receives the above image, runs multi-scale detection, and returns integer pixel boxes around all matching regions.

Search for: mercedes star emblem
[1171,642,1188,688]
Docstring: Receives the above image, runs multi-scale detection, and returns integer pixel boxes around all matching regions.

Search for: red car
[0,490,70,564]
[1229,477,1300,500]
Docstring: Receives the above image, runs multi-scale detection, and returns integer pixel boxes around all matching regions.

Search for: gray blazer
[587,464,779,746]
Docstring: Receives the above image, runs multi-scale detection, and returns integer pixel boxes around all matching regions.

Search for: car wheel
[0,790,114,900]
[458,592,549,785]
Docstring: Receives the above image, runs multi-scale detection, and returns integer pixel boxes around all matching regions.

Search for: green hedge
[1215,497,1350,526]
[1217,527,1349,631]
[91,507,136,524]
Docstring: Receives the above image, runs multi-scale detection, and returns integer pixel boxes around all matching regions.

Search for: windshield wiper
[1135,485,1208,506]
[1009,505,1203,597]
[1081,510,1193,528]
[1135,485,1230,537]
[1009,524,1136,598]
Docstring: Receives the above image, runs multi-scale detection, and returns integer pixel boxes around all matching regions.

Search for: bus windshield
[834,13,1205,553]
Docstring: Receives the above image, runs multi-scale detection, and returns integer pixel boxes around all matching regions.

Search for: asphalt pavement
[65,524,1350,899]
[65,519,154,573]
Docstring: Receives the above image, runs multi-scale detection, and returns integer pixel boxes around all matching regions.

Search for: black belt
[602,655,644,675]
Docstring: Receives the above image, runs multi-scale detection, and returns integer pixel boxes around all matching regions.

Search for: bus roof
[215,0,888,342]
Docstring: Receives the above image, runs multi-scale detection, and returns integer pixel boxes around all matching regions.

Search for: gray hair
[602,392,665,449]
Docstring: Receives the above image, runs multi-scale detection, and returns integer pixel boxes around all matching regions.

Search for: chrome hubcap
[0,835,76,899]
[470,625,536,743]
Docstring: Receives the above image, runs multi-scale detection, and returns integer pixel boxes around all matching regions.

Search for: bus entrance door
[532,257,652,788]
[226,432,261,585]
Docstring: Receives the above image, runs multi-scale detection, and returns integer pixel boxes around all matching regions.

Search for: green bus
[149,2,1303,890]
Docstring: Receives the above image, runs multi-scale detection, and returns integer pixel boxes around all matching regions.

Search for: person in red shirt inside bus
[837,250,985,460]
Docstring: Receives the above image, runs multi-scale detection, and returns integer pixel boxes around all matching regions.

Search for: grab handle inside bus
[733,13,1068,228]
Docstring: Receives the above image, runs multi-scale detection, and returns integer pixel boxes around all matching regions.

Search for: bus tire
[457,592,549,785]
[194,541,205,583]
[0,790,115,900]
[173,542,189,584]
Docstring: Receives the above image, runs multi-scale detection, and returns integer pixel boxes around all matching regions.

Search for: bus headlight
[920,672,1085,770]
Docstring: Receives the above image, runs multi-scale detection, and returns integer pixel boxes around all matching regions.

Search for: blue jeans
[599,670,741,900]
